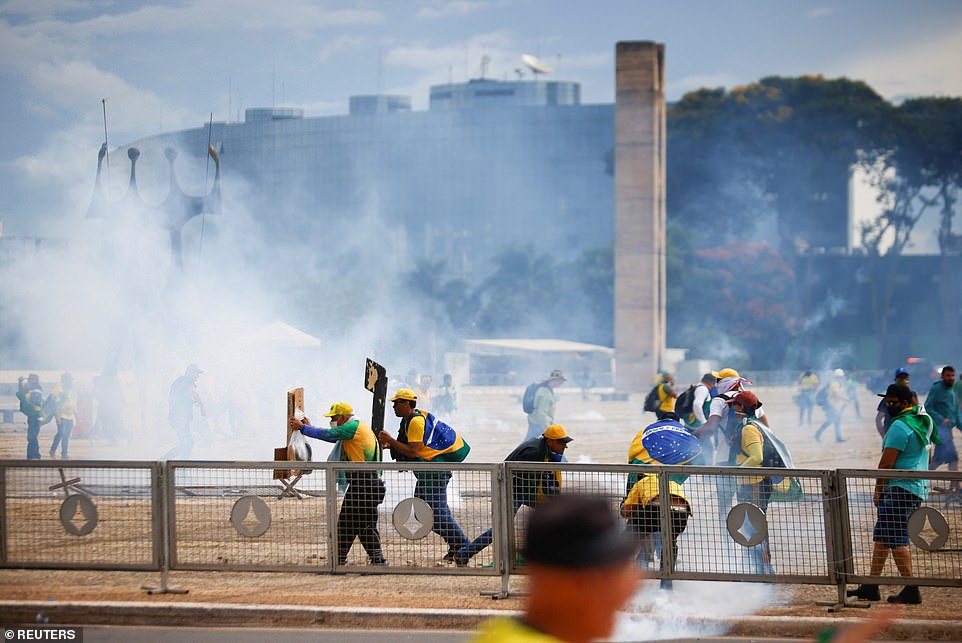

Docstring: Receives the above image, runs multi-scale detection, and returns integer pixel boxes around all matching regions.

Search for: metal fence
[1,459,959,604]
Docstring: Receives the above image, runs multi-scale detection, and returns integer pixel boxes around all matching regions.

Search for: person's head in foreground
[473,494,641,643]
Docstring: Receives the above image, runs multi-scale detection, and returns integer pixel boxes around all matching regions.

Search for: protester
[48,372,77,459]
[435,373,458,415]
[454,424,572,567]
[847,383,937,605]
[415,374,433,411]
[621,473,691,590]
[694,368,767,525]
[524,369,565,441]
[16,373,48,460]
[291,401,386,565]
[471,494,641,643]
[644,371,677,420]
[729,390,775,574]
[815,369,847,443]
[926,365,961,494]
[796,369,819,427]
[380,388,470,561]
[162,364,206,460]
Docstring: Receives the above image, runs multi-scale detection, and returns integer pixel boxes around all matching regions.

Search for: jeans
[414,471,467,550]
[162,419,193,460]
[50,418,74,458]
[737,478,774,574]
[26,417,42,460]
[458,495,526,561]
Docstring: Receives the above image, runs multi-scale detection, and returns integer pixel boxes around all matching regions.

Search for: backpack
[423,412,468,461]
[522,381,547,414]
[815,385,829,405]
[643,384,662,412]
[674,385,697,419]
[730,421,786,469]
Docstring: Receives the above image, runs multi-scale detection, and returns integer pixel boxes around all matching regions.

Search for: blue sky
[1,0,961,234]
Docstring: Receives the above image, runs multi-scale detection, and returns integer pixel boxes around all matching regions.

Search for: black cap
[877,382,914,402]
[522,494,638,569]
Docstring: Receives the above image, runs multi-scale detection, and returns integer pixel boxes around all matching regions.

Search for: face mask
[548,450,564,462]
[329,419,338,428]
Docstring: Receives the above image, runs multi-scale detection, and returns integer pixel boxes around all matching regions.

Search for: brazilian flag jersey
[399,411,470,463]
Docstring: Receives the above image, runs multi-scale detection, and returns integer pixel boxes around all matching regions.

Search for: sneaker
[453,555,470,568]
[369,560,389,567]
[846,584,880,601]
[442,547,459,562]
[887,586,921,604]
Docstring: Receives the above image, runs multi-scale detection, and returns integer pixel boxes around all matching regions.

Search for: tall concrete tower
[614,41,666,392]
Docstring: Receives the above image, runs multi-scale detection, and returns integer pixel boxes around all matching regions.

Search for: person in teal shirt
[848,383,937,605]
[926,365,962,493]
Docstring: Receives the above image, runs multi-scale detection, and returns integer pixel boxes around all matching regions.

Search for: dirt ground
[1,383,961,625]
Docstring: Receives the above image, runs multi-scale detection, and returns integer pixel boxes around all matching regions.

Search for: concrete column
[614,41,666,392]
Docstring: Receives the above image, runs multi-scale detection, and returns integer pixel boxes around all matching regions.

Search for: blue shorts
[932,433,958,467]
[873,486,922,548]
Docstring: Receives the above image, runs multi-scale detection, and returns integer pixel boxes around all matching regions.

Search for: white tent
[240,320,321,348]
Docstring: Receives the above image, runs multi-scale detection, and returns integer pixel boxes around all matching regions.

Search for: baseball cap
[894,367,910,379]
[323,402,353,417]
[522,494,638,569]
[713,368,740,379]
[878,383,914,403]
[543,424,573,443]
[549,369,566,381]
[185,363,203,376]
[390,388,418,402]
[727,390,759,408]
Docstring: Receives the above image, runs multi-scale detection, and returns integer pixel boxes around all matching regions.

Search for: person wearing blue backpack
[380,388,471,562]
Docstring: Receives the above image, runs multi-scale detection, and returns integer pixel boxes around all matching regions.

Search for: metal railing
[1,459,959,605]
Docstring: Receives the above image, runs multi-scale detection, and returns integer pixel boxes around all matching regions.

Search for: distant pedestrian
[435,373,458,415]
[926,365,961,494]
[796,369,819,426]
[524,369,565,441]
[17,373,49,460]
[643,371,677,420]
[815,369,847,443]
[162,364,206,460]
[48,373,77,459]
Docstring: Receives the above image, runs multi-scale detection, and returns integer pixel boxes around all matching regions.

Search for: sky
[1,0,962,235]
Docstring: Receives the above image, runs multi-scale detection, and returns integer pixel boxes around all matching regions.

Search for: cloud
[416,1,490,21]
[314,34,363,63]
[667,72,739,100]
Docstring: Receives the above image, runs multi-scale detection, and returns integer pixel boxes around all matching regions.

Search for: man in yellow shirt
[471,494,641,643]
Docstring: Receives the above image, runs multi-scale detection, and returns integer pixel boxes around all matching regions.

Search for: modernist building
[124,78,614,277]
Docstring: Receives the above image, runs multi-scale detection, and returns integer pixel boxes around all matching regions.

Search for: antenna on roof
[522,53,552,79]
[480,54,491,79]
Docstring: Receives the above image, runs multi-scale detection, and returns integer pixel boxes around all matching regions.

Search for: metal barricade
[0,460,160,570]
[166,461,501,576]
[838,469,962,589]
[503,462,836,586]
[1,458,958,606]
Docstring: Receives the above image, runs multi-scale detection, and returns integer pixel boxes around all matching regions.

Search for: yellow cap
[323,402,353,417]
[713,368,740,379]
[390,388,418,402]
[543,424,573,442]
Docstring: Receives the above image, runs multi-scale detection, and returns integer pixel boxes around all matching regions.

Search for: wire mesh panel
[0,460,158,570]
[354,462,499,574]
[502,463,833,584]
[665,466,831,582]
[170,461,329,571]
[840,469,962,587]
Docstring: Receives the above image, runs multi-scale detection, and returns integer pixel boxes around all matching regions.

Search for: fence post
[325,465,338,572]
[657,468,675,584]
[483,462,513,599]
[0,461,7,567]
[817,470,863,611]
[142,461,187,594]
